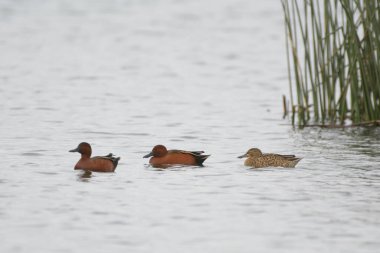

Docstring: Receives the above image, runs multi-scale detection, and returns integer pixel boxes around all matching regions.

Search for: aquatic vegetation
[282,0,380,127]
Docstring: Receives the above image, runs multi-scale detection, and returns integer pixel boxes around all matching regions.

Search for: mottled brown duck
[238,148,301,168]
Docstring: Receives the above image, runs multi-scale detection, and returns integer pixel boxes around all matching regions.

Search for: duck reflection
[77,170,92,182]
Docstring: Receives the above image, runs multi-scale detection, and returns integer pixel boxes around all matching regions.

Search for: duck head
[143,145,168,158]
[238,148,262,158]
[69,142,92,158]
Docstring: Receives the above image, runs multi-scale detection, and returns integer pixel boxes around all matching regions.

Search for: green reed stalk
[282,0,380,127]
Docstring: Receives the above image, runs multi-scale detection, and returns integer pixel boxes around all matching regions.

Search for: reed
[282,0,380,127]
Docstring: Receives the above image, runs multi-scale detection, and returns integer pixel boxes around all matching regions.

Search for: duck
[143,144,210,167]
[238,148,301,168]
[69,142,120,172]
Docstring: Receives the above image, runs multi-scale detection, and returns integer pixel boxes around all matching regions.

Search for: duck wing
[276,154,301,161]
[169,150,210,166]
[263,153,301,161]
[169,150,204,156]
[93,154,121,168]
[188,151,205,155]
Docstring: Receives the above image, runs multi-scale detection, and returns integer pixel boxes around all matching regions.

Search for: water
[1,0,380,252]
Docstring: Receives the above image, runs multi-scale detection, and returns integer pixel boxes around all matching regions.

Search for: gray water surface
[1,0,380,252]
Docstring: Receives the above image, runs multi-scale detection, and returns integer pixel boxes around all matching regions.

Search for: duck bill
[69,147,79,153]
[143,152,153,158]
[237,154,247,158]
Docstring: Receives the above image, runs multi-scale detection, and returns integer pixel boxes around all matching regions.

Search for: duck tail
[291,157,302,167]
[112,157,121,169]
[195,154,210,166]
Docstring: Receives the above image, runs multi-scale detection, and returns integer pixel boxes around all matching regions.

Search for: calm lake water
[1,0,380,252]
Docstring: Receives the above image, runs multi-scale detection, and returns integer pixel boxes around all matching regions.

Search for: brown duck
[69,142,120,172]
[143,144,210,168]
[238,148,301,168]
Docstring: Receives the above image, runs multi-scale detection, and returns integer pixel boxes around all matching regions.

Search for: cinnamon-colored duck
[143,144,210,167]
[238,148,301,168]
[69,142,120,172]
